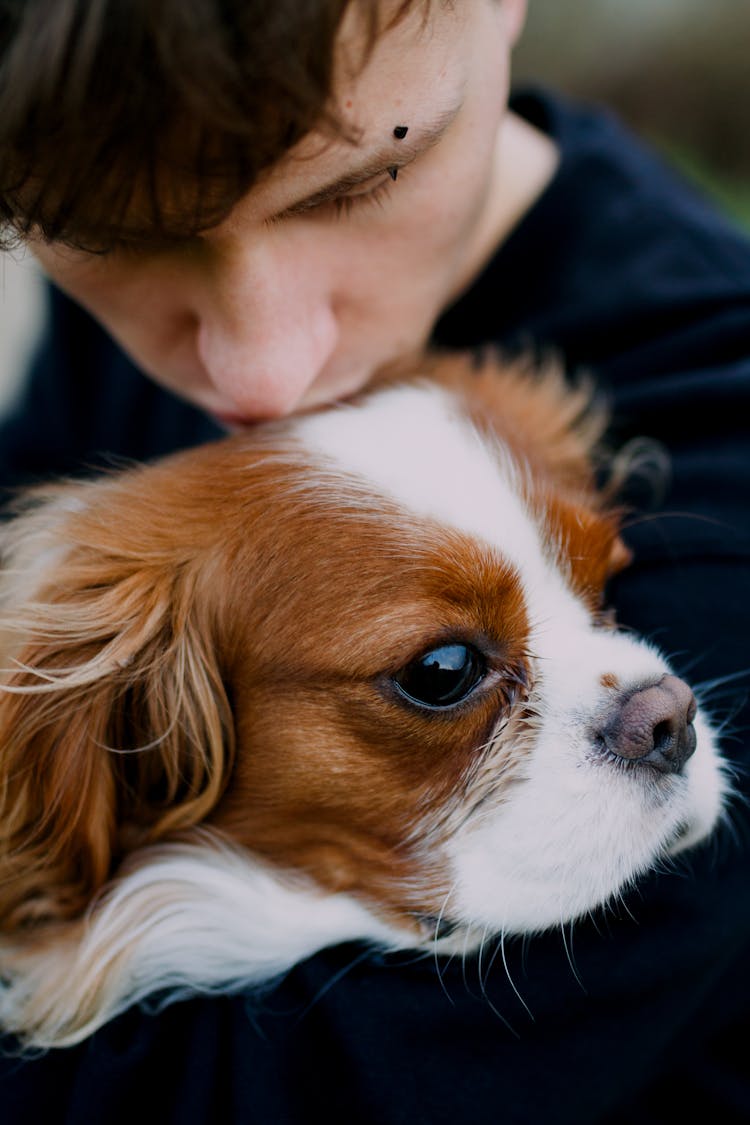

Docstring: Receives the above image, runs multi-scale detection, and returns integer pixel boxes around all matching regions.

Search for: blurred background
[514,0,750,227]
[1,0,748,416]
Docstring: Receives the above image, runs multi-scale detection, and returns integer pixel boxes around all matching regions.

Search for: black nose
[596,674,698,775]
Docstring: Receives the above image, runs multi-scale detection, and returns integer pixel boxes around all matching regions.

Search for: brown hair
[0,0,420,251]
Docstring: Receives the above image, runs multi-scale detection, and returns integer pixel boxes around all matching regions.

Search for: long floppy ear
[0,478,235,932]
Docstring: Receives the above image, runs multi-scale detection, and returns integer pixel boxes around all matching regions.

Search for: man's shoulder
[513,87,749,271]
[435,87,750,371]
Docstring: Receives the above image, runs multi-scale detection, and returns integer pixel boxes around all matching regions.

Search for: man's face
[32,0,527,425]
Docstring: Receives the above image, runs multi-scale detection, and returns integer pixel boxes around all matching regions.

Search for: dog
[0,352,727,1049]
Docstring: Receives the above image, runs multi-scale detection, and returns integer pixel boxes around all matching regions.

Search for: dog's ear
[0,479,235,932]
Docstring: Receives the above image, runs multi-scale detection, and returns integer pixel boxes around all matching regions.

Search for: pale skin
[31,0,559,426]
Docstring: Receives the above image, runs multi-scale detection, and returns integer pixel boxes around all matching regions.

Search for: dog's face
[0,355,727,1044]
[209,371,724,936]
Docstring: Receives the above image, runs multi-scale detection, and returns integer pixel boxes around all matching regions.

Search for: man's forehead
[323,0,465,142]
[246,2,467,219]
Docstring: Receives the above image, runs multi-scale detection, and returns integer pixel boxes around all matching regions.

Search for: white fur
[296,383,544,580]
[0,834,407,1048]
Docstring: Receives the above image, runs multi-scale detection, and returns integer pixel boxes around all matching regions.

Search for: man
[4,0,554,422]
[1,1,749,1121]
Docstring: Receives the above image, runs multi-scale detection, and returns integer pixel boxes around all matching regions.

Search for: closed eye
[281,156,416,223]
[328,174,397,219]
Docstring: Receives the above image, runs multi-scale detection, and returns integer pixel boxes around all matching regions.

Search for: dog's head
[0,354,726,1043]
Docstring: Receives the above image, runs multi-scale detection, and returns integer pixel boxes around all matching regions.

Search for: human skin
[30,0,558,426]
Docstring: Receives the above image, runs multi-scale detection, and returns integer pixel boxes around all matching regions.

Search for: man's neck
[449,110,560,304]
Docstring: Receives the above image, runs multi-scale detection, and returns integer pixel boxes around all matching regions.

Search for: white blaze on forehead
[294,383,546,579]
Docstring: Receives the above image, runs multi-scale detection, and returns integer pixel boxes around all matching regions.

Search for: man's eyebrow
[272,100,463,220]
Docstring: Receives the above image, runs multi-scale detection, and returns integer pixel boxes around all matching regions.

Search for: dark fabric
[0,288,223,495]
[2,89,749,1124]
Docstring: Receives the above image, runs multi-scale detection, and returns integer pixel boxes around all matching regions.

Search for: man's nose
[193,237,339,419]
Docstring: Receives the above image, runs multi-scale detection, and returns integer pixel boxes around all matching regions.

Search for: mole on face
[393,125,409,140]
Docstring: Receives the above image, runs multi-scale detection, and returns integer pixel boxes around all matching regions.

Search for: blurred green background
[513,0,750,228]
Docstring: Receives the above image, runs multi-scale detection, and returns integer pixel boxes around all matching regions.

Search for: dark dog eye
[394,644,486,709]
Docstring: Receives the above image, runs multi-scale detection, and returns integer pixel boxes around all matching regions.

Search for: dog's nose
[597,674,698,774]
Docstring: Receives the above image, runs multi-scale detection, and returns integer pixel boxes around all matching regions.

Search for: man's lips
[210,389,365,430]
[211,410,258,430]
[207,367,379,429]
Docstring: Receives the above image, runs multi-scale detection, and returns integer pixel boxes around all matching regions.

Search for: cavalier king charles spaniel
[0,353,727,1047]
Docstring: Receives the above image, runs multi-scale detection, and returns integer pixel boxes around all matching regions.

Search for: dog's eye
[394,644,486,709]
